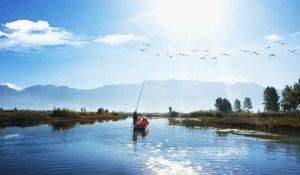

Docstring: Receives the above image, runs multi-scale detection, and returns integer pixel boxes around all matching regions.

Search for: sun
[150,0,225,36]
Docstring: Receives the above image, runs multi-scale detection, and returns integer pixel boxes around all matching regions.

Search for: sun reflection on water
[146,156,203,175]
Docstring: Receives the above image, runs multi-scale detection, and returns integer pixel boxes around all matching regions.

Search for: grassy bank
[0,109,128,128]
[169,111,300,136]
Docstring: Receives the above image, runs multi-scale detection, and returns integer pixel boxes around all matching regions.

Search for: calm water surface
[0,118,300,175]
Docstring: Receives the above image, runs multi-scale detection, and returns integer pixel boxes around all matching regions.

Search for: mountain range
[0,80,270,112]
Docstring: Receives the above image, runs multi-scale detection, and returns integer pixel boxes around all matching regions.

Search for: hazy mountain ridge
[0,80,270,112]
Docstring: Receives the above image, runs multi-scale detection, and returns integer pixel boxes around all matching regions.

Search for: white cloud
[0,31,7,37]
[264,34,284,42]
[0,20,86,51]
[94,33,146,45]
[1,83,22,91]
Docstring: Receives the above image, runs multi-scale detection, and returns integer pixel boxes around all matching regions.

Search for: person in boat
[132,111,138,126]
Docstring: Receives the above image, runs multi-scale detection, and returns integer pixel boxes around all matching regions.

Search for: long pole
[135,80,145,112]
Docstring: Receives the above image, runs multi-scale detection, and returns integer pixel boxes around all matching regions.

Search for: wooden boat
[134,117,149,131]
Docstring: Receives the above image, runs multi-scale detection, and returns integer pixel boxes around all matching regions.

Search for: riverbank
[0,109,128,128]
[2,109,300,136]
[169,111,300,136]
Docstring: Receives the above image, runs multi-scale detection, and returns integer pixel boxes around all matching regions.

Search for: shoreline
[0,110,128,128]
[1,110,300,137]
[168,112,300,136]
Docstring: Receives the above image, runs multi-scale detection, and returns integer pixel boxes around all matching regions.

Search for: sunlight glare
[152,0,225,35]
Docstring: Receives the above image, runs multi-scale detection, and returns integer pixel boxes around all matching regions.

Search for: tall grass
[169,111,300,135]
[51,108,79,119]
[0,108,128,128]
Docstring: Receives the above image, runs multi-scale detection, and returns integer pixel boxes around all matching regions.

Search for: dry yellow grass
[169,112,300,135]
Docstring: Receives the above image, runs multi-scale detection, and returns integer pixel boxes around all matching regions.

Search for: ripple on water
[1,118,300,175]
[3,133,20,139]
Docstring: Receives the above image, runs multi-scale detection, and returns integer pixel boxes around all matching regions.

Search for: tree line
[215,78,300,113]
[215,97,252,113]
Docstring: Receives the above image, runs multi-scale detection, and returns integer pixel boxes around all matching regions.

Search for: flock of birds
[139,41,297,60]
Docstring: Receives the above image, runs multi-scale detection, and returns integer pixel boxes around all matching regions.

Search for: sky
[0,0,300,90]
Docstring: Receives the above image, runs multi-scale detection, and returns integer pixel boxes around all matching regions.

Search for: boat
[134,117,149,131]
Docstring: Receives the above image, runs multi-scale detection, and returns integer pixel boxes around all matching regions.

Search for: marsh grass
[170,111,300,135]
[0,109,128,128]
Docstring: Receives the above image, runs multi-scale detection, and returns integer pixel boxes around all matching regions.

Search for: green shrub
[97,108,109,114]
[52,108,79,119]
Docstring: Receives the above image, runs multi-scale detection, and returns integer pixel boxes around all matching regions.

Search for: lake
[0,118,299,175]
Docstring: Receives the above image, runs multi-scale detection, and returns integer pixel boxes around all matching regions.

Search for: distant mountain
[0,80,271,112]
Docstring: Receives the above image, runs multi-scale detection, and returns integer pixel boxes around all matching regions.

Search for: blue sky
[0,0,300,90]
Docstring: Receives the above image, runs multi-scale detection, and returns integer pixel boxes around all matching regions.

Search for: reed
[169,111,300,135]
[0,108,128,128]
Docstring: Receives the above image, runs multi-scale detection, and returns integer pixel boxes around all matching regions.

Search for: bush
[189,110,215,118]
[52,108,79,119]
[215,112,224,118]
[169,111,179,117]
[97,108,109,114]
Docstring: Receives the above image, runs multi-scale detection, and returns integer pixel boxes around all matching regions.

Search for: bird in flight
[220,53,230,56]
[191,49,200,53]
[269,54,276,58]
[166,53,174,58]
[266,46,271,50]
[204,49,210,52]
[203,54,211,57]
[212,56,218,60]
[140,48,147,52]
[277,41,285,45]
[144,43,151,47]
[288,50,296,53]
[176,52,188,57]
[251,51,259,56]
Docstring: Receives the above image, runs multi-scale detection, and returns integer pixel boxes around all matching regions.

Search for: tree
[98,108,108,114]
[293,79,300,110]
[243,97,252,112]
[97,108,105,114]
[168,106,178,117]
[169,106,172,113]
[281,79,300,112]
[215,97,232,113]
[281,85,298,111]
[233,99,241,112]
[263,86,280,112]
[215,97,223,112]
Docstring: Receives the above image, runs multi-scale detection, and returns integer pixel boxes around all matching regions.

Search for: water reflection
[265,139,300,163]
[132,129,149,144]
[79,120,96,125]
[1,118,300,175]
[50,121,77,131]
[215,131,230,137]
[50,119,102,131]
[49,118,125,132]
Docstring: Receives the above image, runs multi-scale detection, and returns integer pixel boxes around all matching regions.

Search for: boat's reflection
[132,129,149,144]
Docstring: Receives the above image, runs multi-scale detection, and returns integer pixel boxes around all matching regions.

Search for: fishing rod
[135,79,145,112]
